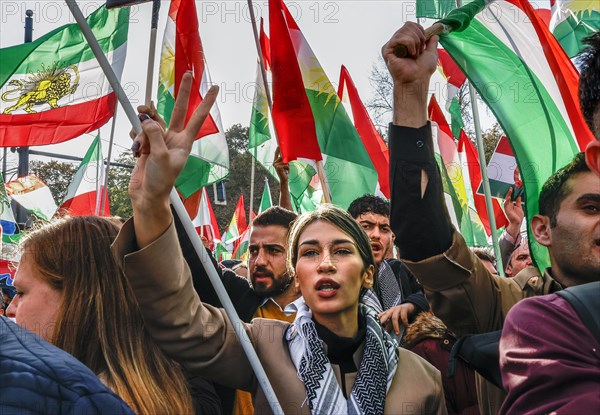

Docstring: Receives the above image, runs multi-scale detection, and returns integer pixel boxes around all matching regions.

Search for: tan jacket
[403,229,560,414]
[113,220,447,415]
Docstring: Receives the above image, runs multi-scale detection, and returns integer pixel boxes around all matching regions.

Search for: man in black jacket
[348,194,429,338]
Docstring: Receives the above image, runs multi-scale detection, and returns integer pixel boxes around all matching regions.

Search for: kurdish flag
[549,0,600,58]
[271,0,379,209]
[0,6,128,147]
[259,179,273,214]
[59,135,109,217]
[439,0,594,269]
[248,22,325,211]
[429,96,488,246]
[338,65,390,199]
[158,0,229,198]
[249,61,278,179]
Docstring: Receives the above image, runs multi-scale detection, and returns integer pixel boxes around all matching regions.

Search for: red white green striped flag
[270,0,379,209]
[549,0,600,57]
[158,0,229,198]
[338,65,390,199]
[0,6,128,147]
[440,0,595,269]
[59,135,109,216]
[185,187,221,251]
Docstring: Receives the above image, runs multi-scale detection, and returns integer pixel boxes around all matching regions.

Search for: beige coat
[113,220,447,414]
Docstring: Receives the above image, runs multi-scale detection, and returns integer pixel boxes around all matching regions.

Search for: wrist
[392,80,429,127]
[506,224,520,240]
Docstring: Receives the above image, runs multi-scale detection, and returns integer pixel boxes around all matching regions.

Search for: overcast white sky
[0,0,549,176]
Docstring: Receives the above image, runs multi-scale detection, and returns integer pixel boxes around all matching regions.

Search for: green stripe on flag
[0,6,129,86]
[417,0,457,19]
[441,15,580,269]
[304,89,378,208]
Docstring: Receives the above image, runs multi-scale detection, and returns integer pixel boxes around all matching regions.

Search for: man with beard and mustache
[348,194,429,340]
[178,206,298,415]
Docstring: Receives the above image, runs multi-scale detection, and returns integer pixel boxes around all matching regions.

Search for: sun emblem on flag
[1,62,80,114]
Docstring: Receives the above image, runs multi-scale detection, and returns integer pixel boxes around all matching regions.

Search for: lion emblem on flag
[2,63,80,114]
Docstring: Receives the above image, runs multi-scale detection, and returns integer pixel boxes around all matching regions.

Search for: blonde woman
[7,216,193,414]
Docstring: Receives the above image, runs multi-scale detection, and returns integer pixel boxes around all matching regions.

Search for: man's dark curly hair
[578,31,600,138]
[252,206,297,229]
[347,194,390,219]
[539,152,590,226]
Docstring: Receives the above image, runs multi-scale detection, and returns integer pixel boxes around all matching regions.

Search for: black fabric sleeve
[173,207,260,322]
[388,122,453,262]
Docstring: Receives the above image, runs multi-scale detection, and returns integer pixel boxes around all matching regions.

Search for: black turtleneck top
[313,316,366,398]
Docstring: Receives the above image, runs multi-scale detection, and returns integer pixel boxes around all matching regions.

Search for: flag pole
[94,131,103,215]
[468,85,505,276]
[145,0,161,106]
[101,99,119,216]
[65,2,284,412]
[453,0,505,275]
[249,148,256,220]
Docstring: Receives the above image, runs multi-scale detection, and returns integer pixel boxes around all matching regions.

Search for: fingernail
[138,113,151,123]
[131,140,141,154]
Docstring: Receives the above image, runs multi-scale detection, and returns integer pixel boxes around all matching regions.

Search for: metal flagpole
[94,131,103,216]
[145,0,161,106]
[249,153,256,219]
[468,86,505,276]
[65,2,283,412]
[453,0,504,275]
[101,100,118,215]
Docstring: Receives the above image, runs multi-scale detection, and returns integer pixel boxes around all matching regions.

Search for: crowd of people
[1,24,599,414]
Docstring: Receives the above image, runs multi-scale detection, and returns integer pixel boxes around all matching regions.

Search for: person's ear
[585,141,600,177]
[531,214,552,247]
[362,265,375,289]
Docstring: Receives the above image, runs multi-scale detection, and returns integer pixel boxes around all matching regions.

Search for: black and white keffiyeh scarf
[361,259,403,313]
[286,300,399,415]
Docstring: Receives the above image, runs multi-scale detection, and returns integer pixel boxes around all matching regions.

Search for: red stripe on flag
[338,66,390,198]
[59,189,110,217]
[437,49,466,88]
[0,93,115,147]
[495,136,515,156]
[260,18,271,70]
[170,0,218,139]
[509,0,594,150]
[458,132,508,235]
[269,0,322,163]
[428,95,454,139]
